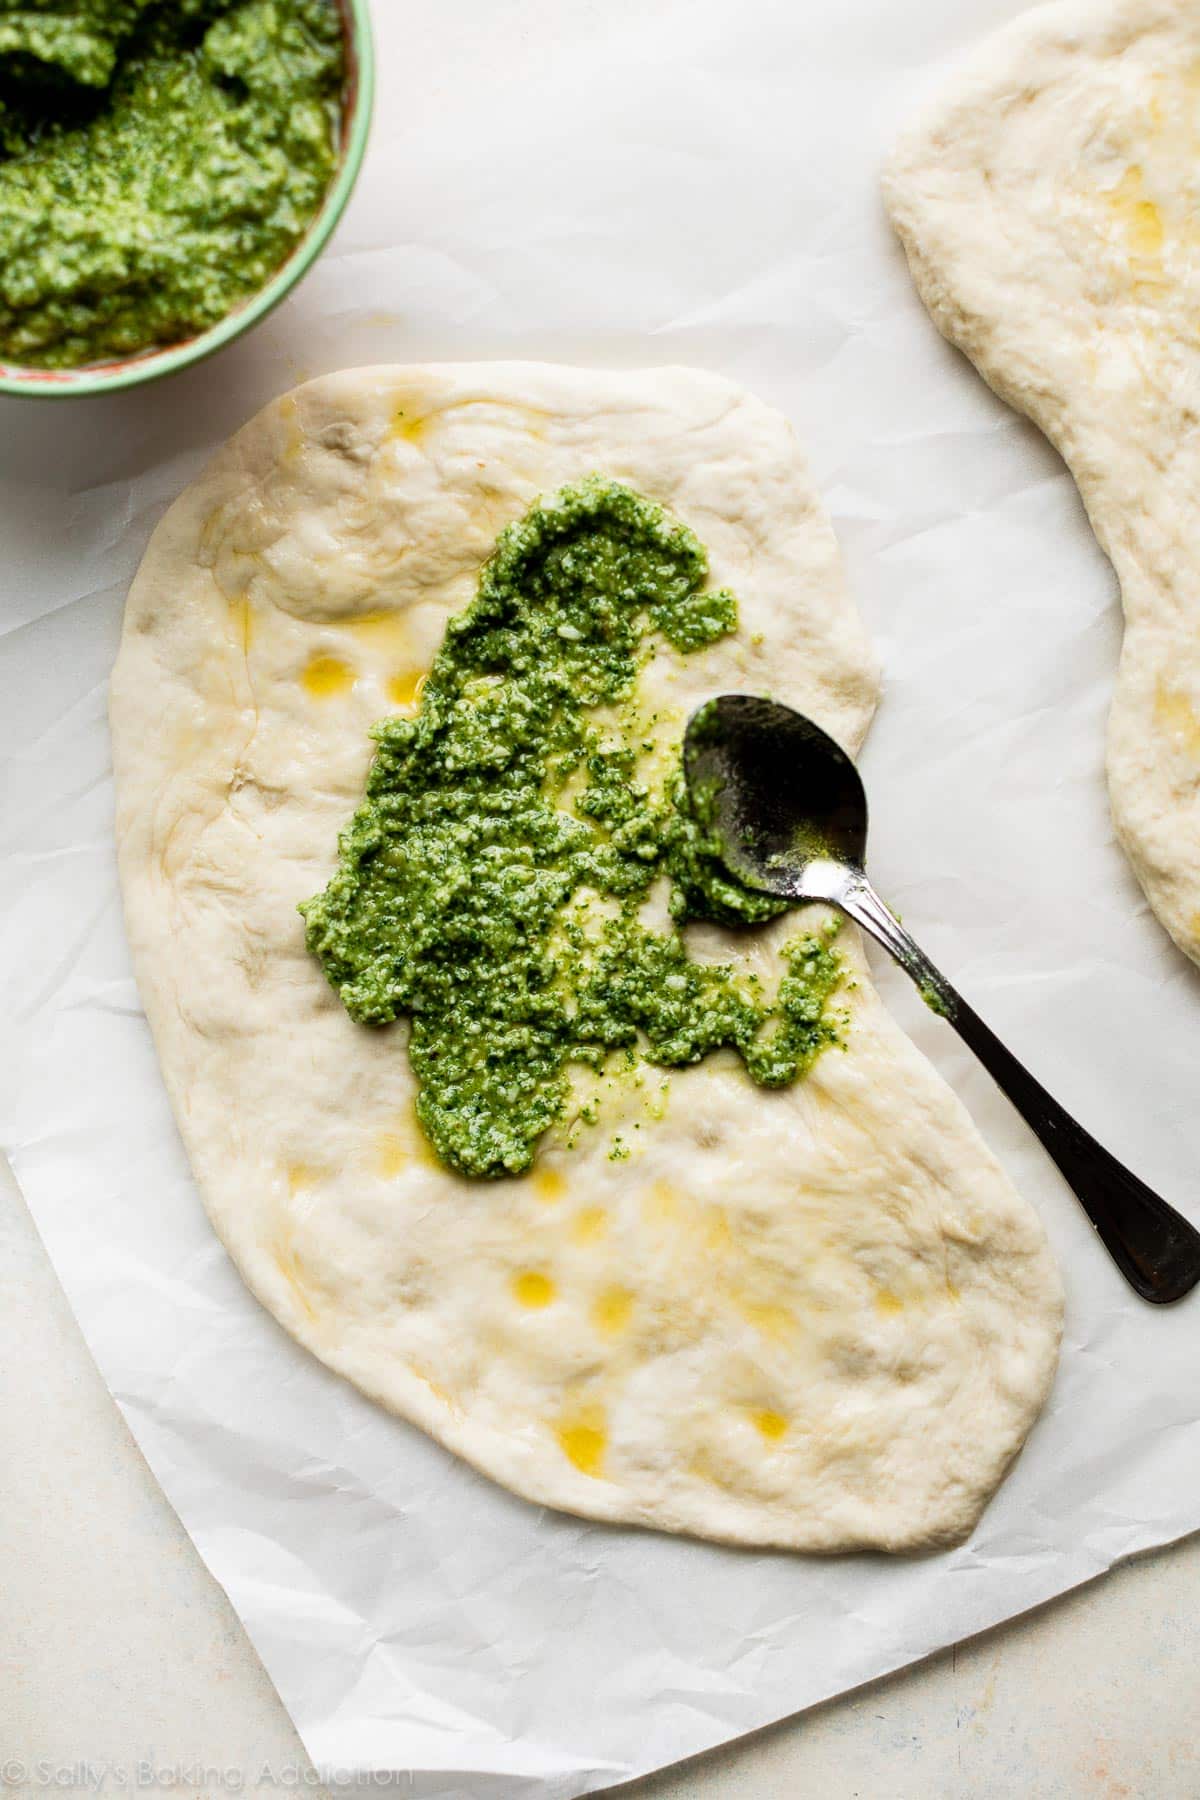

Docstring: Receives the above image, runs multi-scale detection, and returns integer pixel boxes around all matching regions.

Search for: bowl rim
[0,0,375,400]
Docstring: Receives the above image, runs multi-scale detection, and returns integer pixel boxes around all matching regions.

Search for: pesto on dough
[302,480,844,1178]
[0,0,343,368]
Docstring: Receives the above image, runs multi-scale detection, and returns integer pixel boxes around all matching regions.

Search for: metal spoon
[683,694,1200,1304]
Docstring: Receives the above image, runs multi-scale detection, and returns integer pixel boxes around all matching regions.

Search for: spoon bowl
[684,695,867,893]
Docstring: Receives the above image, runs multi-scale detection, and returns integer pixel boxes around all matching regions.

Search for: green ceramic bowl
[0,0,374,399]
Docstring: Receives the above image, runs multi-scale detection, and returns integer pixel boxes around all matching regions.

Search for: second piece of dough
[887,0,1200,963]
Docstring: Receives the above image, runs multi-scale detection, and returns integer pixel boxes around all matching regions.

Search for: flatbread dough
[111,362,1062,1552]
[886,0,1200,965]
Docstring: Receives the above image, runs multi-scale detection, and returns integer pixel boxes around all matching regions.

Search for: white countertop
[5,1152,1196,1799]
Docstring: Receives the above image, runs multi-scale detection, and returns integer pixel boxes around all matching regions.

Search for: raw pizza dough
[886,0,1200,965]
[111,362,1062,1553]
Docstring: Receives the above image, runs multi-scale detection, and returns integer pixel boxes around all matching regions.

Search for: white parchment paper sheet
[3,1,1199,1793]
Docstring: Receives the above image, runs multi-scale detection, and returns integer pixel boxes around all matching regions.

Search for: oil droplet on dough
[391,407,430,444]
[274,1233,317,1320]
[735,1298,795,1341]
[345,609,411,654]
[555,1403,607,1477]
[704,1206,733,1257]
[228,594,254,653]
[875,1288,904,1316]
[513,1270,556,1309]
[403,1108,439,1169]
[377,1133,408,1178]
[752,1409,788,1442]
[591,1287,633,1335]
[411,1363,457,1411]
[278,391,303,457]
[388,669,427,709]
[1107,165,1164,261]
[533,1166,567,1204]
[1154,679,1200,758]
[642,1179,680,1228]
[571,1205,608,1243]
[302,653,355,699]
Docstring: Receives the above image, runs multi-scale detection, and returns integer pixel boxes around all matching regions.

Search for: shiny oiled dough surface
[886,0,1200,967]
[110,363,1063,1552]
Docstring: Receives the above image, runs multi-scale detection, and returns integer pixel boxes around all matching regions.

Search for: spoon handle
[840,874,1200,1305]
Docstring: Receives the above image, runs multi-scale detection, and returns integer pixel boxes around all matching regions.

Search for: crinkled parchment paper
[2,1,1198,1794]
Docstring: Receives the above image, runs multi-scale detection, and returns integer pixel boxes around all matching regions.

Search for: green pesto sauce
[0,0,343,368]
[302,479,845,1179]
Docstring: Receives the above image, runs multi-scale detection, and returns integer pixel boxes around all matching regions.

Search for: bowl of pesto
[0,0,372,394]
